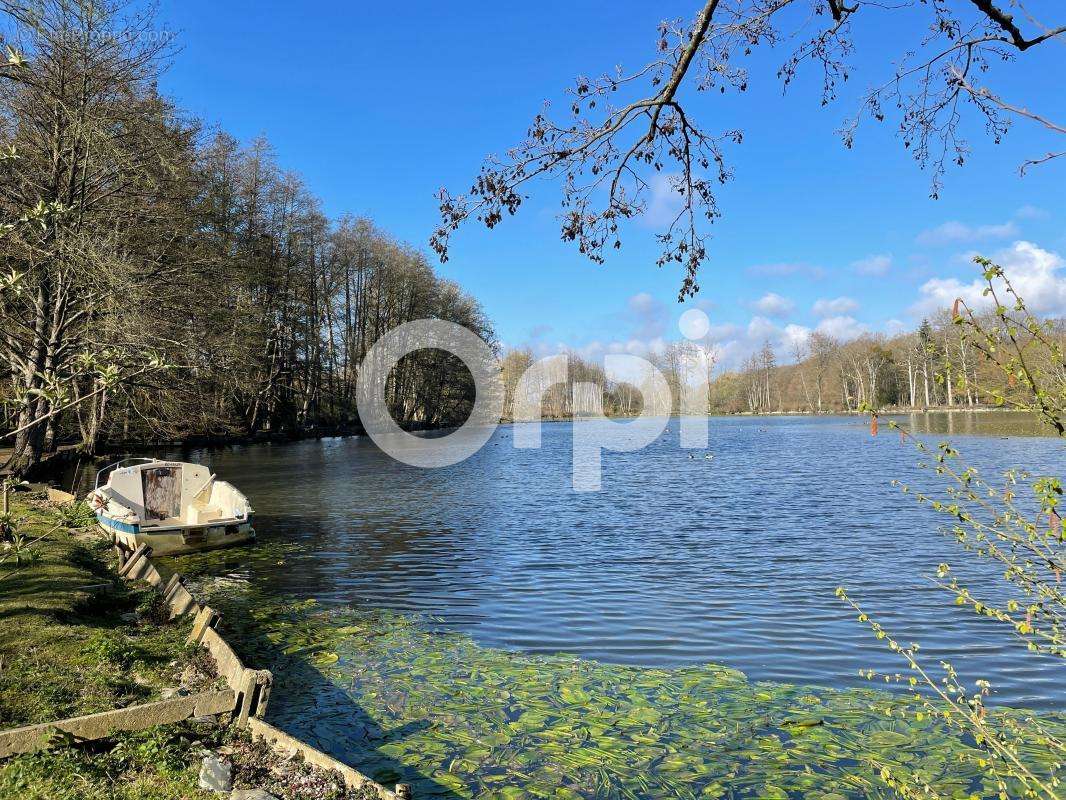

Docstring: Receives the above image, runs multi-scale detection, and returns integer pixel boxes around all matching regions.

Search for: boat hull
[97,512,256,556]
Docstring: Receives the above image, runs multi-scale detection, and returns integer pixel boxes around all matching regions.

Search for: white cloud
[885,319,907,335]
[705,322,741,342]
[815,315,869,340]
[523,311,851,374]
[625,292,669,339]
[677,316,786,370]
[524,336,671,366]
[687,297,717,313]
[1015,205,1048,220]
[812,296,859,317]
[911,240,1066,318]
[852,254,892,276]
[516,291,679,372]
[912,277,986,318]
[670,305,877,370]
[782,323,812,353]
[916,220,1018,247]
[643,173,684,227]
[702,309,869,368]
[518,339,668,385]
[747,315,780,340]
[752,292,795,317]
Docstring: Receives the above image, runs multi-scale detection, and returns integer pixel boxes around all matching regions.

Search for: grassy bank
[2,719,381,800]
[0,495,383,800]
[0,494,219,798]
[0,495,201,727]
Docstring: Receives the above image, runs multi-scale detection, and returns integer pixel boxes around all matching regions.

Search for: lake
[160,413,1063,705]
[143,413,1064,797]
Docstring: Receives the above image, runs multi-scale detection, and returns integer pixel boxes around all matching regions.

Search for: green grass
[0,723,217,800]
[0,496,215,799]
[0,497,380,800]
[0,496,197,727]
[0,719,382,800]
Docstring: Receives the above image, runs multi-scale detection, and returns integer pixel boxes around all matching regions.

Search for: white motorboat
[89,458,255,556]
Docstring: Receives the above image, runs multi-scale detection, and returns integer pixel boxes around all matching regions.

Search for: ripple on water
[161,414,1064,709]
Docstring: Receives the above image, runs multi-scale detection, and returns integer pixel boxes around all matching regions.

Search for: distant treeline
[497,313,1066,420]
[500,344,706,420]
[0,2,491,473]
[709,313,1066,414]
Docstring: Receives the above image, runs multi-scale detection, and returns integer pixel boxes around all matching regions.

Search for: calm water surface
[153,413,1064,710]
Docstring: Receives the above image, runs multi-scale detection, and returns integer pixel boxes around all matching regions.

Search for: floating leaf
[173,575,1066,800]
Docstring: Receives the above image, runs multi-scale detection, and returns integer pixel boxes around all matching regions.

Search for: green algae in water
[173,571,1064,800]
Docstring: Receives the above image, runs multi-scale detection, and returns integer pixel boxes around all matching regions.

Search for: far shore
[503,405,1028,423]
[9,405,1039,484]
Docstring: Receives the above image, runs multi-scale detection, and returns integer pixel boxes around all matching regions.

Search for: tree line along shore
[498,314,1066,420]
[1,3,1061,479]
[0,2,491,477]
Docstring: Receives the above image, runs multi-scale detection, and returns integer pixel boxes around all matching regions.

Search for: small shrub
[135,590,171,627]
[108,727,193,776]
[55,501,97,529]
[0,512,17,541]
[1,531,38,567]
[842,258,1065,800]
[84,631,137,669]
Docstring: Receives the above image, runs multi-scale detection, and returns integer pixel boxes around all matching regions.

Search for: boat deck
[140,515,244,531]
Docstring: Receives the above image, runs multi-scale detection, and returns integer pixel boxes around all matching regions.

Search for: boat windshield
[94,457,158,490]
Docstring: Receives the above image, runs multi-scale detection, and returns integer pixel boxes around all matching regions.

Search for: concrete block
[245,718,401,800]
[46,488,76,506]
[0,690,236,758]
[199,754,232,792]
[201,626,247,688]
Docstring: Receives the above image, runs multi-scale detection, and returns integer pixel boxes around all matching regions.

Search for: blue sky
[153,1,1065,367]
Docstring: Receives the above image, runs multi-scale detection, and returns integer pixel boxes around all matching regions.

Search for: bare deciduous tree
[0,1,495,474]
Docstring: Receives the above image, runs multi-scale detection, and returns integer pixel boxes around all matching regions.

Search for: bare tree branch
[435,0,1065,299]
[967,0,1066,50]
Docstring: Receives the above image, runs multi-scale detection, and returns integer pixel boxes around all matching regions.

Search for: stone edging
[0,690,237,758]
[121,545,409,800]
[247,718,412,800]
[0,537,409,799]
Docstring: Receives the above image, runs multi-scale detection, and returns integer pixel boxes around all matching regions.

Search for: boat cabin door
[142,466,181,521]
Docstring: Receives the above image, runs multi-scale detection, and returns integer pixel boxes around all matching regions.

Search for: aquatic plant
[842,259,1066,800]
[182,567,1066,800]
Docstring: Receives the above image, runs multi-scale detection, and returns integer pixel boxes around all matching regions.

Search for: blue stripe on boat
[95,511,139,534]
[96,511,253,536]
